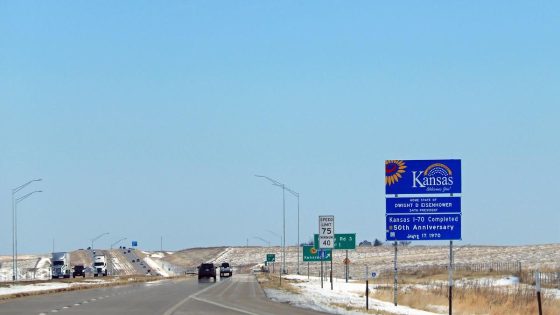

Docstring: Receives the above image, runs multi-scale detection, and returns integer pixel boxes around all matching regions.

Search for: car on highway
[219,262,232,277]
[197,263,216,281]
[72,264,86,278]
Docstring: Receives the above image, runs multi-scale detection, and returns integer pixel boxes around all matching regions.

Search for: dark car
[72,265,86,278]
[219,262,232,277]
[198,263,216,281]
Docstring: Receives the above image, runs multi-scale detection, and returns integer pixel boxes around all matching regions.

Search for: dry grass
[256,273,301,295]
[371,281,560,315]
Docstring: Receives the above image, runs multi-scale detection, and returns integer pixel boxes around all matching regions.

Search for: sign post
[385,159,462,312]
[302,245,331,262]
[318,216,335,249]
[313,233,356,250]
[320,249,324,288]
[266,254,276,276]
[319,215,334,290]
[365,265,369,310]
[536,271,543,315]
[345,250,349,283]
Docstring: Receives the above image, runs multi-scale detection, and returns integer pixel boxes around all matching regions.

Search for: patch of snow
[455,276,519,287]
[268,275,442,315]
[142,257,170,277]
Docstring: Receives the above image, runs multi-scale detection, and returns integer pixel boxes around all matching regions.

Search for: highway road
[0,274,329,315]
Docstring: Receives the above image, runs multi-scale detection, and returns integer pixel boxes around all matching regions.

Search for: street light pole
[296,193,300,274]
[14,189,43,281]
[11,179,42,282]
[282,183,286,273]
[256,175,300,275]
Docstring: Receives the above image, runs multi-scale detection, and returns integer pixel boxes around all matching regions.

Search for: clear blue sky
[1,1,559,254]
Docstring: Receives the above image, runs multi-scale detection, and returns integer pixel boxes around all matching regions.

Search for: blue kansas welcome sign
[385,159,461,195]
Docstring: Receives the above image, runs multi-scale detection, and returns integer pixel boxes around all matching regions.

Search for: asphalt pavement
[0,274,329,315]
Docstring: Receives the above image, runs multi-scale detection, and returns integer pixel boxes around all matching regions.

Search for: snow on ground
[455,275,520,287]
[149,252,164,259]
[0,256,50,281]
[142,256,170,277]
[211,247,233,264]
[196,244,560,281]
[264,274,442,315]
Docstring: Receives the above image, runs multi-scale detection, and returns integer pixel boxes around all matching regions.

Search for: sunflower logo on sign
[310,247,317,254]
[385,160,406,186]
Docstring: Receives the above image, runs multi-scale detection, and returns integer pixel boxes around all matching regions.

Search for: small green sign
[314,233,356,250]
[266,254,276,262]
[303,245,332,262]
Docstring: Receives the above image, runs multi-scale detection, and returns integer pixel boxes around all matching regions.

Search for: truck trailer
[93,254,107,277]
[51,252,71,279]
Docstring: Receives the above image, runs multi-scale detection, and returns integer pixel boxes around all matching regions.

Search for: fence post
[536,270,542,315]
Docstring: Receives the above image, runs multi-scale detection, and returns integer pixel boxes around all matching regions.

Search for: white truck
[51,252,71,279]
[93,254,108,277]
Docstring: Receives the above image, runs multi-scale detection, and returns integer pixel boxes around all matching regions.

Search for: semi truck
[93,254,108,277]
[51,252,71,279]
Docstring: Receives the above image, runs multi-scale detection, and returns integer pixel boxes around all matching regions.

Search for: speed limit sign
[318,215,335,248]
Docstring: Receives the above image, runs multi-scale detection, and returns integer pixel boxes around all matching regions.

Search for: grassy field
[258,268,559,315]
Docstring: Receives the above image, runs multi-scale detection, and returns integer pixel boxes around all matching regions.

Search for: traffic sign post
[318,215,335,248]
[319,215,335,290]
[312,233,355,284]
[302,245,332,262]
[385,159,462,314]
[313,233,356,250]
[266,254,276,274]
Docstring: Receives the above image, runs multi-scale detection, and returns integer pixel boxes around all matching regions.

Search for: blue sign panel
[386,214,461,241]
[385,159,461,195]
[131,241,138,247]
[386,197,461,214]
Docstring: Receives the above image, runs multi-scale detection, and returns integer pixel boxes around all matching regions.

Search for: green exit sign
[302,245,332,262]
[314,233,356,250]
[266,254,276,262]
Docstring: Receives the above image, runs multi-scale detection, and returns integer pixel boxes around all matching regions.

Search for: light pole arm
[92,232,110,243]
[254,175,282,186]
[13,179,42,195]
[253,236,270,246]
[15,190,43,203]
[110,238,127,249]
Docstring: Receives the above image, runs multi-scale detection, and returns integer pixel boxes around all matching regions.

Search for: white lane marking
[191,296,261,315]
[74,303,80,306]
[39,313,46,315]
[162,283,221,315]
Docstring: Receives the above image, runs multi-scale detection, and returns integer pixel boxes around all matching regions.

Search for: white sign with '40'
[318,215,335,248]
